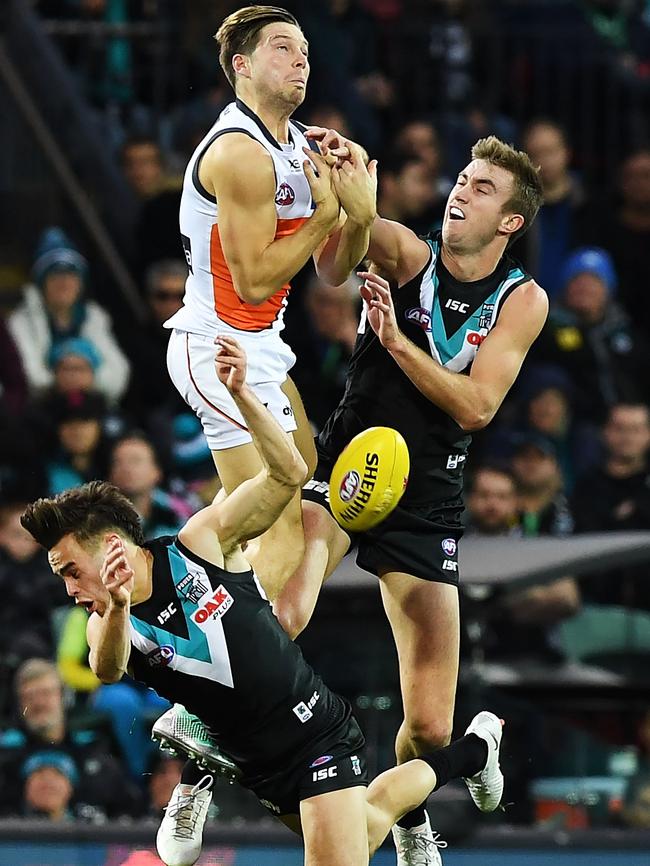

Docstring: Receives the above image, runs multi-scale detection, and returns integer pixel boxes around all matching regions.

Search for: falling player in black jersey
[22,336,504,866]
[265,133,548,864]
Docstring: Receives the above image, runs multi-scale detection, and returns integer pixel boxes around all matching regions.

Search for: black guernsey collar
[235,98,295,151]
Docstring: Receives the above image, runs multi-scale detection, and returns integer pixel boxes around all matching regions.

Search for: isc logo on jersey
[329,427,410,532]
[191,585,233,624]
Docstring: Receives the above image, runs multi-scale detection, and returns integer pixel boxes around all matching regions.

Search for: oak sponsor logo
[191,585,234,624]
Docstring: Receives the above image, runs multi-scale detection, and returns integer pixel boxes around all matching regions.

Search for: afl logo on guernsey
[275,182,296,206]
[339,470,361,502]
[441,538,457,557]
[405,307,431,330]
[146,644,175,668]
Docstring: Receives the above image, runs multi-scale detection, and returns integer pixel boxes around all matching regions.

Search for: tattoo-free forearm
[231,385,306,486]
[316,217,372,286]
[235,209,339,304]
[388,336,493,431]
[88,603,131,684]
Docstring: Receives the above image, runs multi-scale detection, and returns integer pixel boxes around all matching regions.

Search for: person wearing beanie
[8,227,130,402]
[530,246,650,423]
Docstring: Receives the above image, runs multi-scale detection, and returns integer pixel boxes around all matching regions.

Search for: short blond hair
[214,5,300,91]
[471,136,543,243]
[15,658,60,692]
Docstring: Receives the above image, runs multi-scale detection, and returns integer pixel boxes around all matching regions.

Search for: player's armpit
[201,135,279,304]
[468,280,549,427]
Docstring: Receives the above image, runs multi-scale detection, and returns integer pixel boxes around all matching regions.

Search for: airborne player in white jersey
[165,5,376,599]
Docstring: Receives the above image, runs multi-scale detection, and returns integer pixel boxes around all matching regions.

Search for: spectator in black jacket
[531,247,650,424]
[572,403,650,609]
[0,502,65,671]
[0,659,141,819]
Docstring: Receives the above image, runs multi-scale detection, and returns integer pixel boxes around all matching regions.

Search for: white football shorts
[166,328,297,450]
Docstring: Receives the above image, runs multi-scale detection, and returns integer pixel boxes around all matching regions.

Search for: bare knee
[404,716,453,755]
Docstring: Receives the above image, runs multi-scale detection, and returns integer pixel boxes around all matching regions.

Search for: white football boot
[392,812,447,866]
[463,710,504,812]
[156,775,213,866]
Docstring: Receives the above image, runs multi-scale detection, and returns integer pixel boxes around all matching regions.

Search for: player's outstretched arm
[362,272,548,430]
[201,135,340,305]
[180,338,307,558]
[86,536,134,683]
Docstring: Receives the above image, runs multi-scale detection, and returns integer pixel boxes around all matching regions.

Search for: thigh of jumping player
[244,714,368,823]
[167,328,297,490]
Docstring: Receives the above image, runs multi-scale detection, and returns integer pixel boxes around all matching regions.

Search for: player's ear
[232,53,251,80]
[499,212,524,238]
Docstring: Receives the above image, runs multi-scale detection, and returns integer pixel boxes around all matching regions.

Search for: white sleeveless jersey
[165,99,315,338]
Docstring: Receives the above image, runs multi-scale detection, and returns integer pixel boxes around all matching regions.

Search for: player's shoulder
[508,277,548,312]
[498,277,549,339]
[204,131,272,170]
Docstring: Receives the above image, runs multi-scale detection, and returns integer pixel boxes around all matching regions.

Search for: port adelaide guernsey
[127,535,353,778]
[318,231,530,520]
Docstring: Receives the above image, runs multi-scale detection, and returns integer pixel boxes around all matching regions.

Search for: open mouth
[449,206,466,221]
[77,600,95,613]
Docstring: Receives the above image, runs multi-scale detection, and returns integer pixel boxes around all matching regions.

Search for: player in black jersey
[269,134,548,864]
[22,336,505,866]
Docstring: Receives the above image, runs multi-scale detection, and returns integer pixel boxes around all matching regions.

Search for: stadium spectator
[572,403,650,609]
[517,119,586,298]
[120,136,165,201]
[464,463,579,661]
[21,750,77,821]
[393,118,452,187]
[108,433,189,539]
[56,603,170,781]
[579,149,650,332]
[122,259,187,423]
[7,228,130,402]
[42,390,111,496]
[512,366,601,493]
[0,659,139,818]
[296,0,393,150]
[48,337,100,397]
[0,317,28,416]
[530,247,650,424]
[0,502,65,676]
[289,274,361,430]
[511,433,574,537]
[376,151,442,236]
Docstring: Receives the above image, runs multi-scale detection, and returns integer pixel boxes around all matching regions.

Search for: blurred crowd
[1,0,650,830]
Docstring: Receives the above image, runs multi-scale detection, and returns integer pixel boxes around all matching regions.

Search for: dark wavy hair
[21,480,144,550]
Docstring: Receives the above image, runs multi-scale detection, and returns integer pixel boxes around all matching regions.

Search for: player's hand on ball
[101,536,134,608]
[358,271,404,351]
[215,335,247,394]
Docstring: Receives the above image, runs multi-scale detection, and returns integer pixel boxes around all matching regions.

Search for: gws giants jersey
[128,536,351,778]
[166,99,316,337]
[319,232,530,517]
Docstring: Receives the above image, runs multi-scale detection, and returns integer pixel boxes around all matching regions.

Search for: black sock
[420,733,488,792]
[397,802,427,829]
[181,759,214,787]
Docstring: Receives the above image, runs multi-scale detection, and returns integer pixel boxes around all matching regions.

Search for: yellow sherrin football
[329,427,410,532]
